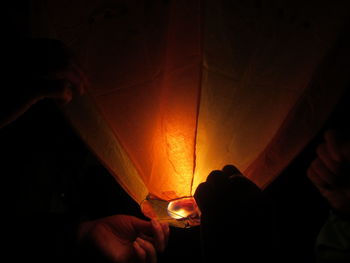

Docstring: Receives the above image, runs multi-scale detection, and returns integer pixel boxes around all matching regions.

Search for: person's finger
[194,182,212,211]
[206,170,228,188]
[134,237,157,263]
[130,216,154,238]
[222,164,242,177]
[151,219,165,252]
[310,158,337,187]
[226,175,262,202]
[324,130,343,162]
[138,233,154,244]
[133,239,147,263]
[88,222,130,263]
[307,165,336,204]
[316,144,341,175]
[160,222,170,246]
[307,161,332,190]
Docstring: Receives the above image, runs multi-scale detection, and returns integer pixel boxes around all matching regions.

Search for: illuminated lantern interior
[167,197,201,222]
[31,0,350,227]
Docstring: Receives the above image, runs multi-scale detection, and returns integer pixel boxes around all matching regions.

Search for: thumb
[130,216,153,235]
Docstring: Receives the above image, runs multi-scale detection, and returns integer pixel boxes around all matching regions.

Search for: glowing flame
[167,197,201,221]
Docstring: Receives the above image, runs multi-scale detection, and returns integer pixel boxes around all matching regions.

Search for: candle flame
[167,197,201,222]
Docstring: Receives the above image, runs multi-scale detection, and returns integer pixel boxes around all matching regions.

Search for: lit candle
[167,197,201,223]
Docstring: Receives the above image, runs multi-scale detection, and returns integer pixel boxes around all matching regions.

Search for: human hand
[78,215,169,263]
[307,129,350,217]
[194,165,275,262]
[194,165,262,218]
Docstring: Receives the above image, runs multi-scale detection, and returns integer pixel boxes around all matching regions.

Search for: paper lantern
[32,0,350,227]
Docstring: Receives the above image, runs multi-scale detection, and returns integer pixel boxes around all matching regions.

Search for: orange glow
[167,197,200,224]
[165,132,193,180]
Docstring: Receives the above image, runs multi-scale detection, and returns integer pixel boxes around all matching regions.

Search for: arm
[307,130,350,262]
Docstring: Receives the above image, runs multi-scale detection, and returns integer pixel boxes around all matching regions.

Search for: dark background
[2,1,350,263]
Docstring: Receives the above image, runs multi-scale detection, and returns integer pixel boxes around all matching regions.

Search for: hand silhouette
[78,215,169,263]
[308,129,350,217]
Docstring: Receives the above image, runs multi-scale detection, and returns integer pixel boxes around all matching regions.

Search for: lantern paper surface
[31,0,350,226]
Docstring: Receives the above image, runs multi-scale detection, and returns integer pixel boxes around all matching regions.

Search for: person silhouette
[1,37,169,263]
